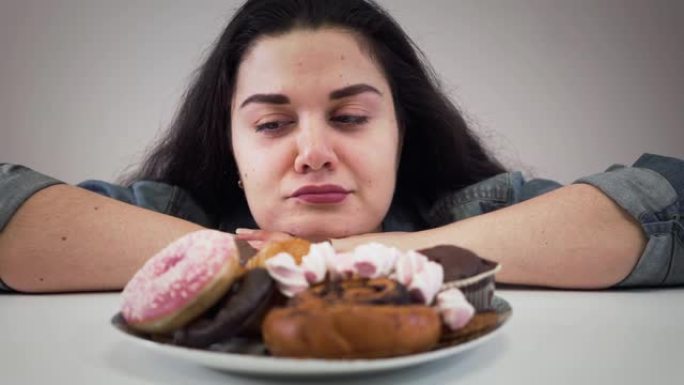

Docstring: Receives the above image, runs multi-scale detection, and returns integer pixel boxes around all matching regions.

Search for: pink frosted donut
[121,229,241,334]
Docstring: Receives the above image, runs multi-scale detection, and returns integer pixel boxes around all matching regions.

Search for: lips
[291,184,350,204]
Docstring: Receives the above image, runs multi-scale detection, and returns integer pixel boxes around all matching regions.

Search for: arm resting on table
[0,184,203,293]
[335,153,684,289]
[335,184,646,289]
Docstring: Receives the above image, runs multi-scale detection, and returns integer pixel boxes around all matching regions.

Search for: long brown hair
[128,0,506,227]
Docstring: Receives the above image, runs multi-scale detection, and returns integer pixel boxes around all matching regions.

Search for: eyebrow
[239,83,382,109]
[329,83,382,100]
[239,94,290,109]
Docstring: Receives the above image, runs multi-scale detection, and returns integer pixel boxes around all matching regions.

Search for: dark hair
[128,0,505,227]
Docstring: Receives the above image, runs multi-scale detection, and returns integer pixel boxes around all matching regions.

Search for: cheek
[231,134,249,178]
[236,151,271,187]
[351,131,400,195]
[232,135,290,192]
[232,132,262,187]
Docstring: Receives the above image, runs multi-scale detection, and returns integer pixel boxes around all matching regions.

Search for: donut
[173,268,277,348]
[121,230,241,334]
[262,278,441,358]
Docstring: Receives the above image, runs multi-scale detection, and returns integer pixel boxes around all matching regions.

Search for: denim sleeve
[0,164,65,292]
[0,164,64,232]
[0,165,214,292]
[78,180,216,228]
[574,153,684,287]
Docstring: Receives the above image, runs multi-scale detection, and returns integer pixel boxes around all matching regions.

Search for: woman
[0,0,681,292]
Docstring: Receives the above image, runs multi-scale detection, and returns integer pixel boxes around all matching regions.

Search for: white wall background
[1,0,682,185]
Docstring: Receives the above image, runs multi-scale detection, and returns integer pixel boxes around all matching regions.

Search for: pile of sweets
[120,230,501,359]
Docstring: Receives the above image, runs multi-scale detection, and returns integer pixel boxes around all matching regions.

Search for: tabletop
[2,288,682,384]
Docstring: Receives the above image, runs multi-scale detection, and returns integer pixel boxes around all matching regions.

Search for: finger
[235,232,265,241]
[235,228,269,241]
[236,228,259,236]
[247,240,265,250]
[265,232,294,242]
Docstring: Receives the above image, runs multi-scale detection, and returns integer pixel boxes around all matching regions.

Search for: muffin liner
[440,264,501,312]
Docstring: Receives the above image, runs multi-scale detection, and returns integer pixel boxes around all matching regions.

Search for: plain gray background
[1,0,682,185]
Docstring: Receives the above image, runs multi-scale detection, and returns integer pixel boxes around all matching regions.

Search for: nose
[293,121,338,173]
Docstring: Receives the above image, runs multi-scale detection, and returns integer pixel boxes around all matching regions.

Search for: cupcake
[418,245,501,312]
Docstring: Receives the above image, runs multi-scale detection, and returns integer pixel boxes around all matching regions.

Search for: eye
[255,120,295,133]
[330,115,369,126]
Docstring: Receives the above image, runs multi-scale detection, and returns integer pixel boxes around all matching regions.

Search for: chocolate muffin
[418,245,500,311]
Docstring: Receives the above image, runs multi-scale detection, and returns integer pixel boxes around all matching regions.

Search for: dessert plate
[111,296,511,377]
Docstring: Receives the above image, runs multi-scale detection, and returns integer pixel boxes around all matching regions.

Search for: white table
[2,289,682,384]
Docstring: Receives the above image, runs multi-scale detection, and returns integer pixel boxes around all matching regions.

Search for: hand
[236,228,416,253]
[330,231,413,252]
[234,228,294,250]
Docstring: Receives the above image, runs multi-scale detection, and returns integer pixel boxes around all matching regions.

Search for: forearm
[334,184,646,289]
[439,184,645,288]
[0,184,204,292]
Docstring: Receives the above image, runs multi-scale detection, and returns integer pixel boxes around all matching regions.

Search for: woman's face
[230,28,400,241]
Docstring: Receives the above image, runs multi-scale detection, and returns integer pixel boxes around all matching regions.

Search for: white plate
[112,296,511,378]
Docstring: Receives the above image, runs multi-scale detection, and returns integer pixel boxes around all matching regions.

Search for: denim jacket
[1,153,682,291]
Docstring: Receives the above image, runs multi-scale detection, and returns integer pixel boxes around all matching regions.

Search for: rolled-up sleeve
[0,166,214,292]
[0,164,65,292]
[0,164,64,233]
[78,179,215,228]
[574,153,684,287]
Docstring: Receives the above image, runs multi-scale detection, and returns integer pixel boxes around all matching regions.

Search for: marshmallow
[436,288,475,330]
[264,252,308,297]
[300,243,331,284]
[352,242,401,278]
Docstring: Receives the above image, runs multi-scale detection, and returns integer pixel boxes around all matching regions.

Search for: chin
[284,221,377,242]
[289,227,348,242]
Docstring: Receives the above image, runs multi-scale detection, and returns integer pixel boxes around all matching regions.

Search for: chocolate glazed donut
[262,278,441,359]
[173,268,275,348]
